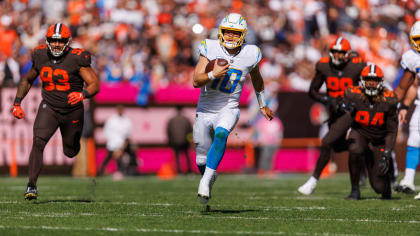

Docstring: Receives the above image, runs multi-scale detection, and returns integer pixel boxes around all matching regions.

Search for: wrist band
[398,102,409,111]
[14,97,22,105]
[82,90,90,99]
[256,91,266,109]
[207,71,215,80]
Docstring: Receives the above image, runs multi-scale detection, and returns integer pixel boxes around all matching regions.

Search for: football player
[394,21,420,198]
[12,23,100,200]
[322,64,398,199]
[193,13,274,204]
[298,37,366,195]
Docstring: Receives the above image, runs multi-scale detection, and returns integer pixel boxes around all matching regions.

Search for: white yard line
[1,210,419,225]
[0,225,361,236]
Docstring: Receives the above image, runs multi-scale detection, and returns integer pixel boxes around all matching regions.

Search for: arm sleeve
[308,64,326,102]
[385,99,398,151]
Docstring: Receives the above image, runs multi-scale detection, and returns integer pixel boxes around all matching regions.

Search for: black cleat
[394,185,415,194]
[346,190,361,200]
[381,192,392,200]
[24,184,38,200]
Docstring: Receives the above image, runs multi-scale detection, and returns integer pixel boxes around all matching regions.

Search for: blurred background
[0,0,417,178]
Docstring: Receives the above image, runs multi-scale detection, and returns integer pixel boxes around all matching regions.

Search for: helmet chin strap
[361,81,383,97]
[46,39,70,57]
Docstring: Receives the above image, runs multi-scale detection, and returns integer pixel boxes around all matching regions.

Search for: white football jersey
[401,49,420,99]
[197,39,262,113]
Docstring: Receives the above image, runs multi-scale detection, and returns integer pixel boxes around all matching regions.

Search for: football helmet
[329,37,351,66]
[219,13,247,49]
[410,21,420,53]
[46,23,72,57]
[360,64,384,96]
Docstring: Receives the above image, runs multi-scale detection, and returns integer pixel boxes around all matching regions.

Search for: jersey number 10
[211,69,243,94]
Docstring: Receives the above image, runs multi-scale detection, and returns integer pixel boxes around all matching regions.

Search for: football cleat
[24,183,38,200]
[209,172,217,199]
[198,177,210,204]
[414,192,420,200]
[395,178,415,194]
[346,189,361,200]
[298,181,317,195]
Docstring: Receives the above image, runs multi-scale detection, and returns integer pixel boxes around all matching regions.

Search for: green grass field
[1,174,420,235]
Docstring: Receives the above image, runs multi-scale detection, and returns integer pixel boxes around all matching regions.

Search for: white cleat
[209,172,217,198]
[198,177,210,204]
[397,178,415,194]
[298,182,317,195]
[414,192,420,200]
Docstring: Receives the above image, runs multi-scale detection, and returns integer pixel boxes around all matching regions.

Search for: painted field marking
[0,225,363,236]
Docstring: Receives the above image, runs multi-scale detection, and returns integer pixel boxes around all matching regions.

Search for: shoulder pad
[351,57,363,63]
[349,86,362,94]
[70,48,91,67]
[384,90,395,98]
[319,57,329,63]
[32,44,47,55]
[34,44,47,51]
[382,88,398,103]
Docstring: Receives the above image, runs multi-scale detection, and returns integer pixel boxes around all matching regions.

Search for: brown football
[205,59,229,73]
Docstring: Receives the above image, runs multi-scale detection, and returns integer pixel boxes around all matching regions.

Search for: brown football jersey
[313,56,366,99]
[31,44,91,112]
[344,86,398,149]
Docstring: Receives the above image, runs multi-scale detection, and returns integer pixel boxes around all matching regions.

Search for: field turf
[1,174,420,235]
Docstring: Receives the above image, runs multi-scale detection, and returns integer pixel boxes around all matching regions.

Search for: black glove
[337,102,355,114]
[319,95,335,106]
[379,150,392,176]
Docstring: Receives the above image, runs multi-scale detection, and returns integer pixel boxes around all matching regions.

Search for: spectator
[98,105,138,178]
[166,106,193,174]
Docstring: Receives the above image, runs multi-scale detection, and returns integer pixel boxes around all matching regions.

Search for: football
[205,58,229,73]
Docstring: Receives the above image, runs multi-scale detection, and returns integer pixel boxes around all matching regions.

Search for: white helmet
[410,21,420,53]
[219,13,247,49]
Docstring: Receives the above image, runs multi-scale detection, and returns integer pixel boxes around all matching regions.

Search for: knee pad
[213,127,229,148]
[196,154,207,166]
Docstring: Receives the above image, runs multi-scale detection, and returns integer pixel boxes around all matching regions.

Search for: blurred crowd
[0,0,418,103]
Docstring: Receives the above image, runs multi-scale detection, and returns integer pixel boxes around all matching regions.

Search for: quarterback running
[192,13,274,204]
[394,21,420,199]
